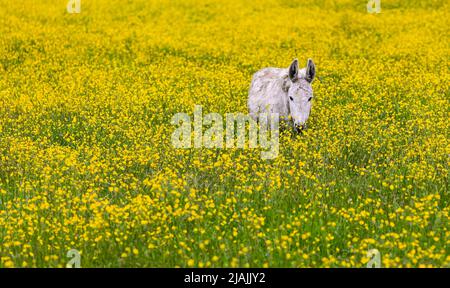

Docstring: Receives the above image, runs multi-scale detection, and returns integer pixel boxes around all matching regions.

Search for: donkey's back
[248,67,289,120]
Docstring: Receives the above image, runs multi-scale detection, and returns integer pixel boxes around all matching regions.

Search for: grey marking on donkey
[248,58,316,133]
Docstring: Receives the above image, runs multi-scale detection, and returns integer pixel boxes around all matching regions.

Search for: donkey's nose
[295,123,307,133]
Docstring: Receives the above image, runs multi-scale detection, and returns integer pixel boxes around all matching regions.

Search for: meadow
[0,0,448,267]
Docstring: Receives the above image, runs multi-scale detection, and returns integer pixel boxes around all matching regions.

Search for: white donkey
[248,58,316,132]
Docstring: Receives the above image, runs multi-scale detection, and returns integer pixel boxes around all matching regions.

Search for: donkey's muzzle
[294,123,307,133]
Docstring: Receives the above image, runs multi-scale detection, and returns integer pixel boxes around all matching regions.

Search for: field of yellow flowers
[0,0,448,268]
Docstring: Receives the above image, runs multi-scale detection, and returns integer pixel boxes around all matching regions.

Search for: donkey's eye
[308,97,313,102]
[289,97,294,101]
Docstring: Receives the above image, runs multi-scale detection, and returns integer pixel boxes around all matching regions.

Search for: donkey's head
[286,58,316,132]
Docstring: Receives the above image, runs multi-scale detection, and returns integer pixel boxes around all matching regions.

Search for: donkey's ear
[305,58,316,83]
[288,59,299,82]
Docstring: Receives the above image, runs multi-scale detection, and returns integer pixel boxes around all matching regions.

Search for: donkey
[248,58,316,133]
